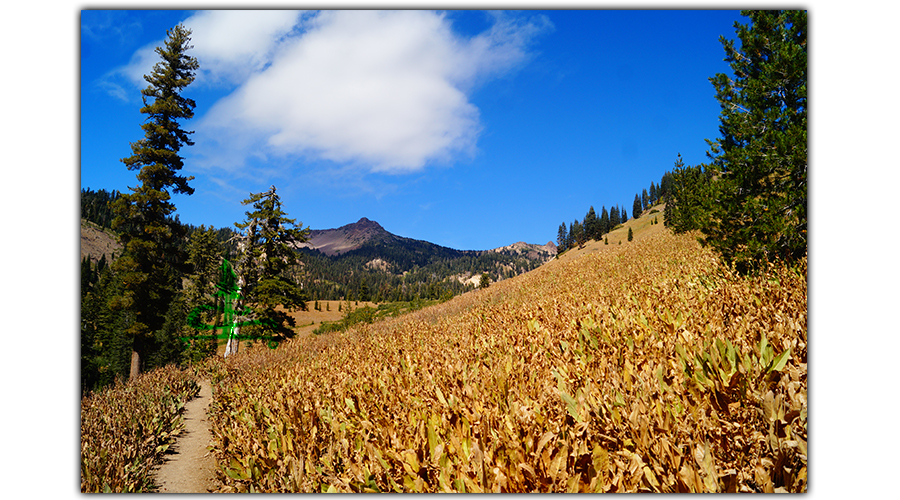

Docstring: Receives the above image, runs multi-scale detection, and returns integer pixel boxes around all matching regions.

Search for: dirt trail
[153,379,218,493]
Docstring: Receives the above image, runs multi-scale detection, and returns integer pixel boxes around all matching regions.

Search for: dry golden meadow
[200,223,807,493]
[80,365,199,492]
[80,217,806,492]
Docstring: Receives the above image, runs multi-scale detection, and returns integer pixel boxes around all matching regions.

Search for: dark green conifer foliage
[583,206,599,241]
[628,227,633,241]
[108,25,199,379]
[557,222,568,255]
[81,188,122,229]
[182,226,224,362]
[600,207,610,236]
[667,153,719,234]
[633,193,643,219]
[704,10,807,273]
[642,189,649,212]
[150,295,188,369]
[571,220,585,248]
[234,186,311,343]
[659,172,674,201]
[358,280,370,303]
[610,206,620,227]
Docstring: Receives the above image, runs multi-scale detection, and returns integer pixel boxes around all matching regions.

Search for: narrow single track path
[152,379,218,493]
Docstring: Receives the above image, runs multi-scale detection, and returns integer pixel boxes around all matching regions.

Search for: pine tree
[358,279,370,303]
[479,272,490,289]
[704,10,807,273]
[649,182,657,205]
[667,153,719,234]
[232,186,311,348]
[642,189,649,212]
[628,227,633,242]
[571,220,585,248]
[633,193,643,219]
[583,206,599,241]
[108,25,199,379]
[659,172,674,202]
[181,226,224,362]
[599,206,610,236]
[557,222,568,255]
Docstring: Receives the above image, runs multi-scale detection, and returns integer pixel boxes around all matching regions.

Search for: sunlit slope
[204,226,807,493]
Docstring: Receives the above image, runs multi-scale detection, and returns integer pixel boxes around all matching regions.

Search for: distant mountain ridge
[294,217,556,301]
[297,217,556,259]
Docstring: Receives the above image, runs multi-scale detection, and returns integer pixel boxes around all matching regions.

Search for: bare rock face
[489,241,557,264]
[296,217,395,256]
[81,219,123,263]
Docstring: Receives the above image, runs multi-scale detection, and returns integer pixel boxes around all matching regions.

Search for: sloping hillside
[81,219,122,263]
[200,217,807,492]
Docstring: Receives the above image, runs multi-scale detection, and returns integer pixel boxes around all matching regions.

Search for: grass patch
[313,298,448,334]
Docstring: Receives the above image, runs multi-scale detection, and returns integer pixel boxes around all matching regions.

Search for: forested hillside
[298,234,553,302]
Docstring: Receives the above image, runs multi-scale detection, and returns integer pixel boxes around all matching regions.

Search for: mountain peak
[298,217,390,256]
[354,217,382,229]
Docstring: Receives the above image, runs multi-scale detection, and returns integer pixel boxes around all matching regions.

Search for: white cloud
[111,10,550,174]
[98,11,303,99]
[195,10,550,174]
[183,10,304,86]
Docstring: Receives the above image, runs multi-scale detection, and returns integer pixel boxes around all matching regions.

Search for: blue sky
[80,8,746,250]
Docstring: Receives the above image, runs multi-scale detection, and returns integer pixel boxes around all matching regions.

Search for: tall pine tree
[704,10,807,273]
[109,25,199,379]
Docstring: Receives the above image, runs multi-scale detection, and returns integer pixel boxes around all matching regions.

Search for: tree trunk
[224,326,239,357]
[129,350,141,381]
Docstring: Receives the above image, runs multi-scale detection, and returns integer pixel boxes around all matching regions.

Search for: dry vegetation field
[80,366,199,492]
[197,222,807,492]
